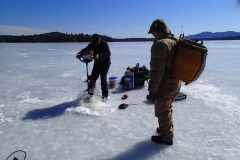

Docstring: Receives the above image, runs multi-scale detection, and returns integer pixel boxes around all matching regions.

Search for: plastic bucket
[109,76,118,88]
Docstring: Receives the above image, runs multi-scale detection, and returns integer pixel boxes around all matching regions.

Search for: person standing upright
[76,34,111,101]
[147,19,181,145]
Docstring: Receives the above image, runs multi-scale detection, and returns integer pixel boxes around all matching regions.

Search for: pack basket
[172,34,208,85]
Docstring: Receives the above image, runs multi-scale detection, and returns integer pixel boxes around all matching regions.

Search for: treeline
[113,38,154,42]
[0,32,114,43]
[1,32,239,43]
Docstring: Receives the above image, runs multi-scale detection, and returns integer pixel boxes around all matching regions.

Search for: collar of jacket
[154,28,172,41]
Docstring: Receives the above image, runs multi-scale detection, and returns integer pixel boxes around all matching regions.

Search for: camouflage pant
[154,80,181,142]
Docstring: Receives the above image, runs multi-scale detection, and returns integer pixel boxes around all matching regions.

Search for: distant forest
[0,32,239,42]
[0,32,114,43]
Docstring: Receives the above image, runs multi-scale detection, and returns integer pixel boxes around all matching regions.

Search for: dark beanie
[92,34,100,43]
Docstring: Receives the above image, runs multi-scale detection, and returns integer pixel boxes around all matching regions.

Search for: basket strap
[193,39,203,44]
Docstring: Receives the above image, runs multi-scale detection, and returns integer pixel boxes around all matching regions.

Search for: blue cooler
[124,71,134,90]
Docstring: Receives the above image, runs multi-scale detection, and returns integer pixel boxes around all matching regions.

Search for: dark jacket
[84,39,111,64]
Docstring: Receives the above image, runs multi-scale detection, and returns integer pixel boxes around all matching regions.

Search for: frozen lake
[1,41,240,160]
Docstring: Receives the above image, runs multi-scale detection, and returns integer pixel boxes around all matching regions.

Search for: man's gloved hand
[148,91,155,100]
[76,51,83,58]
[94,54,99,59]
[146,91,155,104]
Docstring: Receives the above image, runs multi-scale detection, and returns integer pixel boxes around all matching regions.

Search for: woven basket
[172,35,208,85]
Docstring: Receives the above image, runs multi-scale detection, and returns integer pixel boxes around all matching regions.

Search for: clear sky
[0,0,240,38]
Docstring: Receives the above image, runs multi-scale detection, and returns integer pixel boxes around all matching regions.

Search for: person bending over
[76,34,111,100]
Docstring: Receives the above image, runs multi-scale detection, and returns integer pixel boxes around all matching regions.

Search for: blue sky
[0,0,240,38]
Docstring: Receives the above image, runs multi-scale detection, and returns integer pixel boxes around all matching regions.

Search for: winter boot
[88,88,94,96]
[88,80,96,96]
[102,95,108,102]
[151,136,173,145]
[156,128,161,135]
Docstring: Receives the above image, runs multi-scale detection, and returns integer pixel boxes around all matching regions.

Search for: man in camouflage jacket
[147,19,181,145]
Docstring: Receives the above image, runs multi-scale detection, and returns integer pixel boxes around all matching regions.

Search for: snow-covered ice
[0,41,240,160]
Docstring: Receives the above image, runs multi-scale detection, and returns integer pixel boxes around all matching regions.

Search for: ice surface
[0,41,240,160]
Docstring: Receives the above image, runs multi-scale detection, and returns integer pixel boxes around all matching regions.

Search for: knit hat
[148,19,167,34]
[92,34,100,43]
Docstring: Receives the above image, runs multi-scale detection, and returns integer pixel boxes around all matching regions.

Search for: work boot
[88,88,94,96]
[88,80,96,96]
[151,135,173,145]
[156,128,161,135]
[102,96,108,102]
[102,94,108,102]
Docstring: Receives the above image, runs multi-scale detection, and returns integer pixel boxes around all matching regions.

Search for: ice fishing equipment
[109,76,118,88]
[118,103,138,109]
[118,103,129,109]
[78,50,94,90]
[121,94,129,99]
[5,150,27,160]
[78,50,94,64]
[124,70,134,90]
[120,63,150,87]
[146,91,187,104]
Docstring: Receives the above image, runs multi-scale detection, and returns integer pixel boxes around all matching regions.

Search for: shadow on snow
[21,100,77,120]
[108,139,169,160]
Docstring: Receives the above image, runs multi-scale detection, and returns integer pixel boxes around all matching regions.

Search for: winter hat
[148,19,167,34]
[92,34,100,43]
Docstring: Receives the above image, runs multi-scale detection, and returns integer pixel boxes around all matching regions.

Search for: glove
[94,54,99,59]
[146,91,155,104]
[76,51,82,58]
[148,91,155,100]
